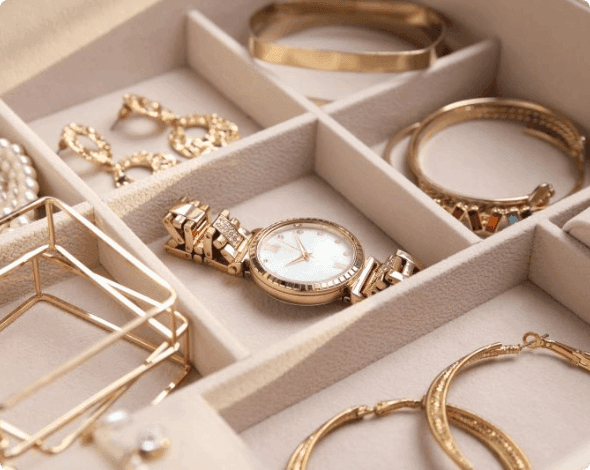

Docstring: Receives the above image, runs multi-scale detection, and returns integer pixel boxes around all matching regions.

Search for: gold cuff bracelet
[249,1,447,73]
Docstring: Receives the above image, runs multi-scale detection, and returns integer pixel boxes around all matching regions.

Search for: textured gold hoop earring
[286,398,531,470]
[111,94,178,130]
[424,332,590,470]
[168,113,241,159]
[57,123,177,187]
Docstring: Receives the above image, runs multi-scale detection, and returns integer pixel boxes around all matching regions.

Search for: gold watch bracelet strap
[162,198,422,301]
[249,0,447,73]
[388,98,586,235]
[286,398,530,470]
[163,198,253,276]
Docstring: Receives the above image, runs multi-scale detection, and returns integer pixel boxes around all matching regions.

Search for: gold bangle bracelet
[286,398,531,470]
[249,1,447,73]
[385,98,586,235]
[424,332,590,470]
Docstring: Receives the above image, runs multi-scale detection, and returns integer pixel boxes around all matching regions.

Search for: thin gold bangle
[286,398,531,470]
[385,98,586,235]
[249,1,447,73]
[424,332,590,470]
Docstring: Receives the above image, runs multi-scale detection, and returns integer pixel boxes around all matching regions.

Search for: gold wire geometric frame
[0,197,191,466]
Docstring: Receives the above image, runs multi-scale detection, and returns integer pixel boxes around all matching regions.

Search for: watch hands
[293,233,312,260]
[276,240,300,252]
[284,254,308,267]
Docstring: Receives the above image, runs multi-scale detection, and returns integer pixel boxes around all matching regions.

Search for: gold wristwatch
[162,199,422,305]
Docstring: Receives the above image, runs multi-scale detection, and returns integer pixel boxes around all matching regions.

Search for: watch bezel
[248,217,364,305]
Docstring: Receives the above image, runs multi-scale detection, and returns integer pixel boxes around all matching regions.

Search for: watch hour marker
[317,231,324,236]
[334,240,341,244]
[265,243,281,253]
[333,262,348,270]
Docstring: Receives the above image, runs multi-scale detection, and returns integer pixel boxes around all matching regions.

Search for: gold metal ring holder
[0,197,192,466]
[287,398,530,470]
[385,98,586,235]
[424,332,590,470]
[249,1,447,73]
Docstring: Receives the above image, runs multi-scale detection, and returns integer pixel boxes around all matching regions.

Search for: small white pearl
[23,190,37,202]
[21,165,37,179]
[24,177,39,194]
[18,155,32,166]
[0,138,39,229]
[10,144,23,155]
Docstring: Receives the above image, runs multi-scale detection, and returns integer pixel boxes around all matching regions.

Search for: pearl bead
[0,138,39,232]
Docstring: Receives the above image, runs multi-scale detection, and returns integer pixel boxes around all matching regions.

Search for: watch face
[249,218,364,305]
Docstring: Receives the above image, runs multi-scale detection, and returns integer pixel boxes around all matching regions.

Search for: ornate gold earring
[287,398,530,470]
[57,123,177,187]
[111,94,178,130]
[168,113,241,159]
[424,332,590,470]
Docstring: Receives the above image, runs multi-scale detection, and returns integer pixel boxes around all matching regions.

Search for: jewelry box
[2,0,590,468]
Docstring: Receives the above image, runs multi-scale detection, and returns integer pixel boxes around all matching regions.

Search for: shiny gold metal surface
[424,332,590,470]
[57,123,178,187]
[385,98,586,236]
[249,1,447,72]
[286,398,531,470]
[162,198,422,305]
[0,197,192,465]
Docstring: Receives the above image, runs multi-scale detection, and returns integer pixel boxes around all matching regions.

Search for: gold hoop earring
[57,123,177,187]
[424,332,590,470]
[168,113,241,159]
[286,398,531,470]
[111,94,178,130]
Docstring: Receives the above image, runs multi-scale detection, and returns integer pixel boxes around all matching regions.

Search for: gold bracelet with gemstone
[249,0,447,73]
[384,98,586,236]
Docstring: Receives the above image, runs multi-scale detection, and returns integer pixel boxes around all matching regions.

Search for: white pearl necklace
[0,138,40,232]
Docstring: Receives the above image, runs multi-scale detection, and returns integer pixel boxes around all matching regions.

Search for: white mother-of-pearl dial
[256,221,355,283]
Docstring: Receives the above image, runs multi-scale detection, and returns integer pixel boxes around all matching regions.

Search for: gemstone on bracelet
[451,204,466,220]
[520,207,532,219]
[467,208,482,231]
[485,211,502,233]
[506,211,520,225]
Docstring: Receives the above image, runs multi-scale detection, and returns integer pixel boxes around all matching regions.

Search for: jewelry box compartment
[326,56,590,243]
[103,106,481,359]
[195,0,487,103]
[2,6,312,199]
[42,210,590,470]
[0,200,193,470]
[202,216,590,470]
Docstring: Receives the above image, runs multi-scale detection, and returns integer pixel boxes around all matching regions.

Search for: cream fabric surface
[0,0,163,95]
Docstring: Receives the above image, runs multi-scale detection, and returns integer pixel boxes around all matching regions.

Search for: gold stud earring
[111,94,178,130]
[168,113,241,159]
[58,123,177,187]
